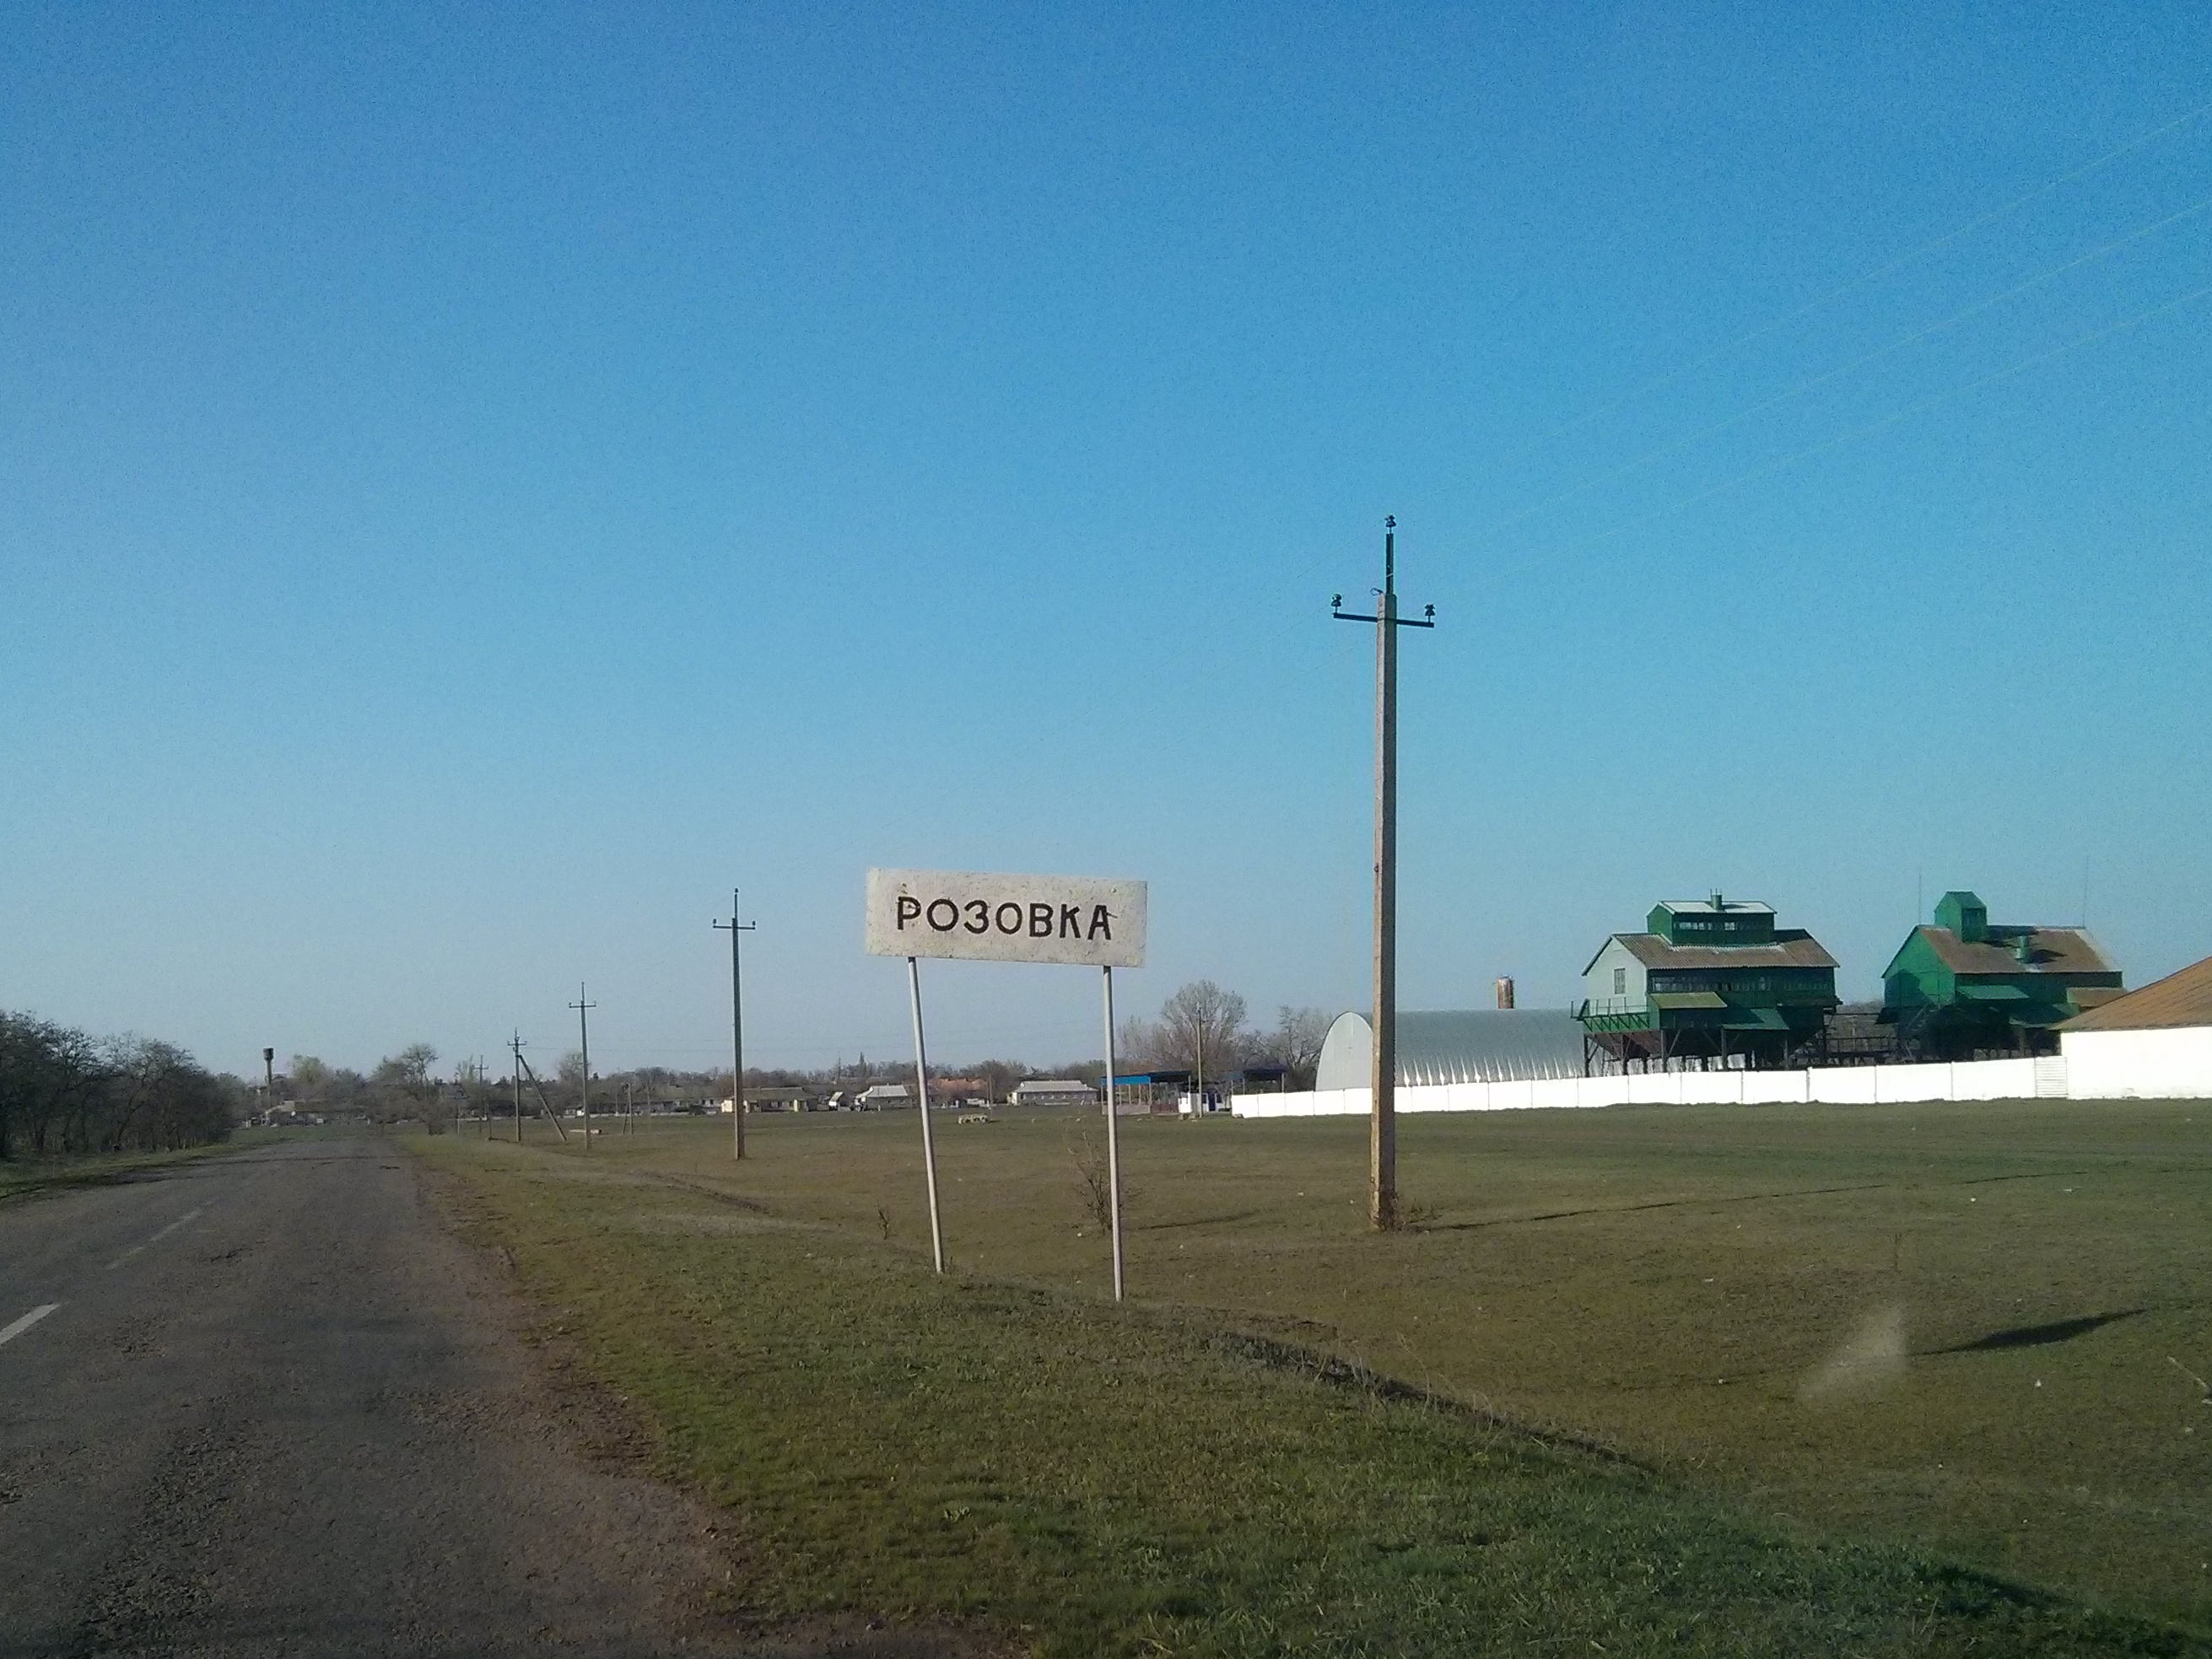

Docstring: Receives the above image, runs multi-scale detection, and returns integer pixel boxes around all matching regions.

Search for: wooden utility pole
[1332,517,1435,1231]
[1373,531,1399,1230]
[569,985,596,1149]
[714,892,756,1160]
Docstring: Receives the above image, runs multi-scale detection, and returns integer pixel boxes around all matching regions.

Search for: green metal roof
[1723,1007,1790,1031]
[1649,990,1728,1010]
[1957,983,2030,1001]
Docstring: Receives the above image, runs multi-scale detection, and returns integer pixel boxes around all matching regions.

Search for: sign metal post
[866,869,1146,1289]
[1102,965,1124,1301]
[904,956,947,1274]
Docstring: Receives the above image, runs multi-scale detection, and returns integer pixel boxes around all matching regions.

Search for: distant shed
[1315,1010,1585,1092]
[1010,1078,1098,1107]
[2058,953,2212,1099]
[1110,1071,1188,1115]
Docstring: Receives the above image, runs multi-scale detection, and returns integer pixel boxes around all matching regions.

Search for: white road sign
[865,869,1146,968]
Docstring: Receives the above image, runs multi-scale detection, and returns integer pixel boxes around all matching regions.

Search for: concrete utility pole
[569,985,596,1149]
[510,1031,526,1144]
[1332,516,1435,1231]
[713,892,756,1160]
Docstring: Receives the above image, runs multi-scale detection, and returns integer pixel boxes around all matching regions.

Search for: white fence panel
[1486,1079,1537,1112]
[1951,1058,2037,1102]
[1233,1088,1357,1118]
[1231,1042,2190,1118]
[1676,1072,1744,1105]
[1740,1071,1808,1104]
[1808,1069,1880,1104]
[1874,1063,1954,1104]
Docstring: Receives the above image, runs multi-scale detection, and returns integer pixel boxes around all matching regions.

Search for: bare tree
[1115,1016,1163,1068]
[0,1021,230,1155]
[1066,1114,1133,1231]
[0,1014,103,1156]
[555,1049,586,1087]
[101,1037,198,1151]
[372,1043,446,1131]
[974,1059,1022,1103]
[1154,982,1251,1098]
[392,1043,439,1088]
[454,1057,494,1125]
[321,1068,370,1114]
[1259,1006,1333,1090]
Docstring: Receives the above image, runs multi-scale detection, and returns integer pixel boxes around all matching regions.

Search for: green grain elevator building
[1577,895,1839,1072]
[1880,891,2123,1059]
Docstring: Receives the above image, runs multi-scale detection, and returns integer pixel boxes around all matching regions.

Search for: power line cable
[1485,192,2212,533]
[1529,277,2212,557]
[1515,90,2212,452]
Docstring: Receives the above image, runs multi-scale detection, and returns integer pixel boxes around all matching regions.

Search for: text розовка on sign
[896,895,1118,941]
[864,870,1147,968]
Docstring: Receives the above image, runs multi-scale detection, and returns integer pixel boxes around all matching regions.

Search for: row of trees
[1119,983,1332,1090]
[279,1048,738,1131]
[256,979,1333,1130]
[277,1045,479,1133]
[0,1011,241,1158]
[0,976,1323,1157]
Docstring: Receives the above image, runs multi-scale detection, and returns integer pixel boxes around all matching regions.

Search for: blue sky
[4,3,2209,1077]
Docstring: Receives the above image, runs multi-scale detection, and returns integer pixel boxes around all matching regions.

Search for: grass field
[0,1135,251,1204]
[416,1097,2212,1653]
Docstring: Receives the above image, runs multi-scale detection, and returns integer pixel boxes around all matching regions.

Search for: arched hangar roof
[1314,1009,1584,1091]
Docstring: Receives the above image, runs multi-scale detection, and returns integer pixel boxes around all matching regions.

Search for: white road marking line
[0,1304,60,1348]
[105,1206,205,1271]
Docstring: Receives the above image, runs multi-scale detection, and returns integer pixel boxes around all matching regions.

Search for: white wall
[1230,1042,2209,1118]
[2061,1026,2212,1099]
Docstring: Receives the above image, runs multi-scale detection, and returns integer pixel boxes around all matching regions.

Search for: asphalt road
[0,1136,973,1658]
